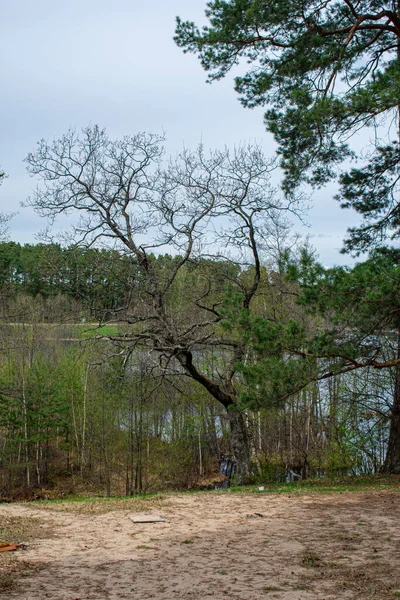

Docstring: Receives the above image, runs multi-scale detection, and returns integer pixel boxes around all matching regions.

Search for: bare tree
[25,125,302,481]
[0,171,13,240]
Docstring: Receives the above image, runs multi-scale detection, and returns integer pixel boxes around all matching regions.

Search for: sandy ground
[1,490,400,599]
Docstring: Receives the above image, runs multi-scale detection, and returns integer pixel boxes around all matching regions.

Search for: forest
[0,235,397,499]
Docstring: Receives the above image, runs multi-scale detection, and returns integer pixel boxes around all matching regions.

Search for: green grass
[228,474,400,495]
[35,491,161,504]
[263,586,281,592]
[13,473,400,511]
[301,551,324,568]
[31,492,168,514]
[76,324,119,339]
[0,515,50,543]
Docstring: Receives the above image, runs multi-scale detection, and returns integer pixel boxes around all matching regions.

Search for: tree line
[0,242,141,313]
[0,239,397,498]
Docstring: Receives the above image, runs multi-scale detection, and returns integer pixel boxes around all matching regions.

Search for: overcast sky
[0,0,362,266]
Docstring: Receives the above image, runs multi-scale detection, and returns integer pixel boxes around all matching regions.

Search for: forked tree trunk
[176,351,254,484]
[227,406,253,484]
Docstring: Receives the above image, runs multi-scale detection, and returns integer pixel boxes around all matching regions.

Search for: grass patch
[0,515,53,544]
[229,474,400,496]
[292,584,309,590]
[33,492,167,514]
[77,324,119,339]
[301,551,324,568]
[10,473,400,511]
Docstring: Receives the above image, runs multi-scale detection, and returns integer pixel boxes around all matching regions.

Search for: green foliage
[0,241,396,494]
[0,242,141,314]
[215,242,399,446]
[322,425,362,475]
[175,1,400,252]
[254,455,287,484]
[219,284,315,408]
[281,245,400,369]
[339,143,400,253]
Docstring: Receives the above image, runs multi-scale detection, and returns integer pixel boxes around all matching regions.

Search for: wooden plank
[0,544,17,552]
[129,515,165,523]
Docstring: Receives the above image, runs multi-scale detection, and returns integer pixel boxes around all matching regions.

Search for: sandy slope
[1,490,400,599]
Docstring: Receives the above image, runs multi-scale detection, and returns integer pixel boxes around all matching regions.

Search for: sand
[1,490,400,599]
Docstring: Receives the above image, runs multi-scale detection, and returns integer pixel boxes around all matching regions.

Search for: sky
[0,0,362,266]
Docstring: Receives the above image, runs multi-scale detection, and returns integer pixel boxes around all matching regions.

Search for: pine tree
[175,1,400,253]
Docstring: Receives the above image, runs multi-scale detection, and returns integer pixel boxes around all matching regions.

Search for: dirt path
[1,490,400,599]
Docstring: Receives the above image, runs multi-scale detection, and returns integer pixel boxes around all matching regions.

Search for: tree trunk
[227,406,253,484]
[384,4,400,475]
[382,337,400,473]
[80,364,89,476]
[177,351,254,484]
[21,374,30,489]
